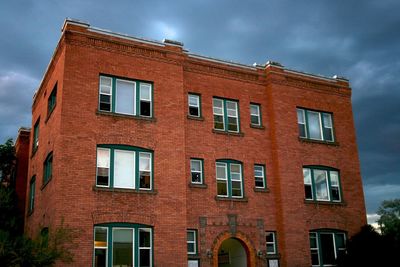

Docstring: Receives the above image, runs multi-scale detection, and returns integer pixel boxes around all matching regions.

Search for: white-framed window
[188,94,201,117]
[213,98,239,132]
[266,231,277,255]
[187,230,197,255]
[250,103,261,126]
[93,224,153,267]
[190,159,203,184]
[254,164,266,189]
[96,146,153,190]
[297,108,334,142]
[310,231,346,267]
[216,161,243,198]
[99,75,153,117]
[303,167,342,202]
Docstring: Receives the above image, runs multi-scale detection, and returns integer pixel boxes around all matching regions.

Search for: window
[28,176,35,214]
[297,108,334,142]
[309,231,346,266]
[250,103,261,126]
[96,145,153,190]
[99,75,153,117]
[216,160,243,198]
[43,152,53,185]
[213,98,240,132]
[266,231,277,255]
[303,167,341,202]
[188,94,201,117]
[33,119,39,152]
[187,230,197,255]
[190,159,203,184]
[254,164,266,189]
[93,224,153,267]
[48,83,57,115]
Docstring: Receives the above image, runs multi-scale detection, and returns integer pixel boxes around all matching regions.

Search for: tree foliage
[378,198,400,242]
[0,139,74,266]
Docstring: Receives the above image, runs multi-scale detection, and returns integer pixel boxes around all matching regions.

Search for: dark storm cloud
[0,0,399,213]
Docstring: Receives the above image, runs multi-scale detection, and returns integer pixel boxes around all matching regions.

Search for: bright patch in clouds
[151,21,179,40]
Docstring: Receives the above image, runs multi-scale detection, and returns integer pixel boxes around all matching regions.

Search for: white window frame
[266,231,277,255]
[213,98,225,131]
[188,94,201,117]
[250,104,261,126]
[190,159,203,184]
[113,149,136,189]
[187,230,197,255]
[254,165,265,189]
[297,108,335,142]
[226,100,239,133]
[297,108,307,138]
[99,76,113,112]
[139,228,152,267]
[309,232,320,267]
[94,227,108,267]
[139,83,152,117]
[96,148,111,188]
[139,152,152,190]
[230,163,243,198]
[216,162,228,197]
[303,167,341,202]
[303,168,313,201]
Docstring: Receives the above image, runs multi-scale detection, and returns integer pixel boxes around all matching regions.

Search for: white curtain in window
[116,80,135,114]
[114,150,135,189]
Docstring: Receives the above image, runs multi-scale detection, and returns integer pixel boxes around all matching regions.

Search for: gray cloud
[0,0,399,213]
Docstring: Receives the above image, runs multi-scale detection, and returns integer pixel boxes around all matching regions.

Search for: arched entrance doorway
[212,232,256,267]
[217,238,247,267]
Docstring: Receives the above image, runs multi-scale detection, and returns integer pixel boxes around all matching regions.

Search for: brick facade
[21,19,366,267]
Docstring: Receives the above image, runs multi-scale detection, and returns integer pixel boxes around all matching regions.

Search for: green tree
[378,198,400,242]
[0,139,74,266]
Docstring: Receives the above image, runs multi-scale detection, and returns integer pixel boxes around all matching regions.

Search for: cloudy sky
[0,0,399,216]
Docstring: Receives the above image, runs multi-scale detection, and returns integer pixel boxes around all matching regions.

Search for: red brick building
[20,18,366,267]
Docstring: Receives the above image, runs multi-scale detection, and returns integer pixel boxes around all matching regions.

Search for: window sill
[96,110,156,122]
[215,196,248,202]
[93,186,158,194]
[188,255,201,259]
[265,253,281,259]
[254,187,269,193]
[250,124,265,130]
[304,199,347,206]
[40,177,52,191]
[45,106,56,123]
[298,137,339,146]
[189,183,208,189]
[187,115,204,121]
[212,129,244,137]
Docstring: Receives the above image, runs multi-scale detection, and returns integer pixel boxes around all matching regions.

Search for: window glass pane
[191,160,201,172]
[314,170,329,200]
[95,248,107,267]
[113,229,133,267]
[267,244,275,253]
[191,172,202,183]
[187,231,195,241]
[139,153,151,171]
[311,250,320,266]
[254,165,264,176]
[320,233,335,265]
[230,164,241,176]
[250,105,259,115]
[100,76,112,94]
[298,124,307,138]
[213,98,223,109]
[139,229,151,247]
[266,232,274,243]
[214,115,224,130]
[251,115,260,125]
[303,168,311,184]
[226,101,237,116]
[187,243,195,253]
[139,249,150,267]
[308,111,322,140]
[116,80,135,115]
[330,171,339,186]
[323,113,332,127]
[297,109,305,123]
[231,181,242,196]
[114,150,135,189]
[217,180,228,196]
[140,83,151,101]
[336,233,345,249]
[255,177,264,187]
[97,149,110,168]
[140,101,151,117]
[95,228,108,247]
[305,185,313,200]
[189,107,199,117]
[309,233,317,248]
[189,95,199,106]
[227,117,238,131]
[216,164,227,179]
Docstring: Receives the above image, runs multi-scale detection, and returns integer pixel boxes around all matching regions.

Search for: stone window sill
[187,115,204,121]
[304,199,347,206]
[298,137,339,146]
[254,187,270,193]
[93,186,158,195]
[189,183,208,189]
[250,124,265,130]
[212,129,244,137]
[215,196,248,202]
[96,110,156,122]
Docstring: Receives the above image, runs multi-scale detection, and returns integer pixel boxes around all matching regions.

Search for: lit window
[190,159,203,184]
[96,146,153,190]
[303,167,341,202]
[297,108,334,142]
[216,160,243,198]
[213,98,239,133]
[99,75,153,117]
[250,104,261,126]
[309,231,346,266]
[188,94,201,117]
